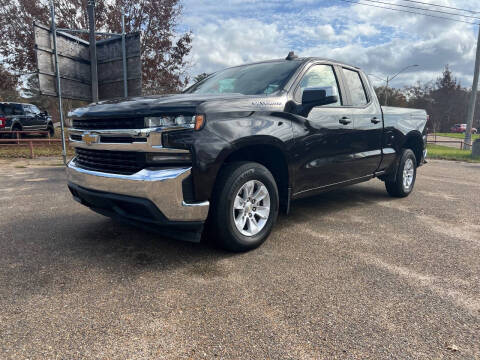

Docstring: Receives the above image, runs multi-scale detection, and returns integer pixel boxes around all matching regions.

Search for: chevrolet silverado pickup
[66,53,428,251]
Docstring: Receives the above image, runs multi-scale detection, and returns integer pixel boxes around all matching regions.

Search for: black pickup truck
[66,54,428,251]
[0,102,54,136]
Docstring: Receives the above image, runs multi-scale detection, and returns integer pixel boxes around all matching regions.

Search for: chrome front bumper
[66,159,209,222]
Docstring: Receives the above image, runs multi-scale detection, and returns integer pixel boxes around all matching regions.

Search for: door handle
[371,117,381,124]
[339,117,351,125]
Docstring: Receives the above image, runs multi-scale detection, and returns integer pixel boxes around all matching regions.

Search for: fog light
[147,152,192,164]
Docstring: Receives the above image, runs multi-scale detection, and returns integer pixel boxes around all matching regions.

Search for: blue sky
[179,0,478,88]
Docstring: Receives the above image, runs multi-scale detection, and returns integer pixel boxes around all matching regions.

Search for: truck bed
[382,106,428,135]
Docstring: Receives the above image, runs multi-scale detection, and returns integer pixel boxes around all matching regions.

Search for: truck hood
[69,93,288,119]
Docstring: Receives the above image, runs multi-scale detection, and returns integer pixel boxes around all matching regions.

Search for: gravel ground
[0,159,479,359]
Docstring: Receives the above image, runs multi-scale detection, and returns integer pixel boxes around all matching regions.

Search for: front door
[22,105,36,129]
[29,105,45,129]
[291,64,358,196]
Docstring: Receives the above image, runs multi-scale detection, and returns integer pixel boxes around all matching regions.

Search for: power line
[335,0,479,25]
[361,0,480,20]
[398,0,479,14]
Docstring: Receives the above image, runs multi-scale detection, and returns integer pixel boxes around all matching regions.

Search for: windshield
[186,61,302,95]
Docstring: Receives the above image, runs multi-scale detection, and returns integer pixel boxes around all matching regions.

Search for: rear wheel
[385,148,417,198]
[210,162,279,252]
[11,124,21,139]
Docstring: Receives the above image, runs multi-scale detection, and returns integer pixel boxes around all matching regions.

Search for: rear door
[340,67,383,177]
[11,104,25,129]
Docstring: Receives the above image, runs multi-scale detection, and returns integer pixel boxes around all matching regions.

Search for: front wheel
[210,162,279,252]
[385,148,417,198]
[47,125,55,137]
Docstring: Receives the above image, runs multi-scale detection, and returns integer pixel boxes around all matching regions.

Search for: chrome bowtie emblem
[82,133,98,145]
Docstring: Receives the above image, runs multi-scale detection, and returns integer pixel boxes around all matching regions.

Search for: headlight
[145,115,205,130]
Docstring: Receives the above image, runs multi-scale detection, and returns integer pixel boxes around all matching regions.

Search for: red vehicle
[450,123,478,133]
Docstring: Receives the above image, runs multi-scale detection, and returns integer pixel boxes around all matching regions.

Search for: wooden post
[16,131,20,145]
[29,141,34,159]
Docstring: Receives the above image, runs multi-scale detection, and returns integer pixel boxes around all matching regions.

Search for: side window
[30,105,41,115]
[23,105,32,115]
[0,104,13,115]
[13,104,23,115]
[342,68,368,106]
[296,65,341,106]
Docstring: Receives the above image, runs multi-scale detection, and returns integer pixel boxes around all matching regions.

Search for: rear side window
[0,104,9,115]
[0,104,22,115]
[343,68,368,106]
[13,104,23,115]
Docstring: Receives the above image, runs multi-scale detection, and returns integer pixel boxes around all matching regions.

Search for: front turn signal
[194,114,205,131]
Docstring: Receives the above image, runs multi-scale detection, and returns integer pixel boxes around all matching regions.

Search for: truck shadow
[3,181,396,298]
[5,181,392,284]
[278,181,391,228]
[69,181,391,268]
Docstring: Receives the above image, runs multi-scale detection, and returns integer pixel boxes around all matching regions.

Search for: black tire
[47,125,55,137]
[209,162,279,252]
[10,124,21,139]
[385,148,417,198]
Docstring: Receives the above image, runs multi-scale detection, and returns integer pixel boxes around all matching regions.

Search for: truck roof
[0,102,31,106]
[223,57,360,71]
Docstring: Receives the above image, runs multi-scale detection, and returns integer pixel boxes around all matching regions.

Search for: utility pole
[87,0,98,102]
[121,10,128,98]
[50,0,67,165]
[464,24,480,150]
[384,76,390,106]
[378,65,418,106]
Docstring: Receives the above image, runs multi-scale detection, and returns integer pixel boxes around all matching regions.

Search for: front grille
[72,117,145,130]
[75,148,146,175]
[100,136,147,144]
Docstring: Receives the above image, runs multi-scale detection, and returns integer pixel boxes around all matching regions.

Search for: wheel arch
[216,138,291,212]
[11,120,22,130]
[401,130,424,166]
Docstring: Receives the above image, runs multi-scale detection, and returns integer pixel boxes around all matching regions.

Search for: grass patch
[432,133,480,140]
[0,127,74,159]
[427,144,480,163]
[0,143,74,159]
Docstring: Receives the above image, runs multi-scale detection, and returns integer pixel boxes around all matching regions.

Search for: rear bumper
[66,159,210,223]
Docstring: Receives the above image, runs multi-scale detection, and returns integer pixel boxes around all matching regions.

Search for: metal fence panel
[96,33,142,99]
[34,22,92,101]
[34,23,142,102]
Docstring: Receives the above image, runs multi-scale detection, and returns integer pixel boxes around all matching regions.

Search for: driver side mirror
[299,87,338,117]
[302,87,338,108]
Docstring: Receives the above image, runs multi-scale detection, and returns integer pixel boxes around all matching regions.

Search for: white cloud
[188,18,289,74]
[181,0,479,88]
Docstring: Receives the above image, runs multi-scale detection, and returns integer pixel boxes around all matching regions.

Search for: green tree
[0,64,20,102]
[375,86,408,107]
[429,66,469,132]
